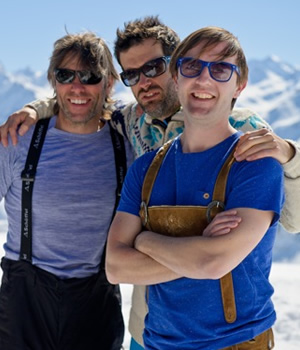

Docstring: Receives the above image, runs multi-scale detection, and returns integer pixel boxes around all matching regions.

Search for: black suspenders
[20,119,50,262]
[19,119,127,265]
[108,122,127,220]
[100,122,127,269]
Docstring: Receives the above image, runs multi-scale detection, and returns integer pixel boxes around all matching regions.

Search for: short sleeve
[225,157,284,224]
[117,151,156,216]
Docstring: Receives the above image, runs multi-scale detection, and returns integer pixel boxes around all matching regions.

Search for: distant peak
[269,55,281,63]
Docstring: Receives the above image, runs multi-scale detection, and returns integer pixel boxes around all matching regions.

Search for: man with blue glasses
[106,26,284,350]
[1,16,300,350]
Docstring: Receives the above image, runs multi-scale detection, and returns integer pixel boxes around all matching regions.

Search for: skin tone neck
[175,42,246,153]
[119,38,180,120]
[54,54,112,134]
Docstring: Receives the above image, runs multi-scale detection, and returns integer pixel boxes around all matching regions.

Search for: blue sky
[1,0,299,73]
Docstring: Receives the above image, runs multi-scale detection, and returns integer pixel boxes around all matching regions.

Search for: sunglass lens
[143,58,166,78]
[121,70,140,87]
[78,71,102,85]
[55,69,75,84]
[210,63,232,81]
[180,58,203,77]
[120,57,168,87]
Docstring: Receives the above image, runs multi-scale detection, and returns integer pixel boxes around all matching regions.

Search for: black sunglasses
[120,56,171,87]
[54,68,103,85]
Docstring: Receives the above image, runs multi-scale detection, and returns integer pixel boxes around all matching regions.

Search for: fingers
[0,108,37,147]
[0,125,9,147]
[235,129,295,164]
[203,210,242,237]
[0,112,25,146]
[235,129,276,161]
[0,121,19,147]
[238,128,269,145]
[235,141,277,161]
[18,117,36,136]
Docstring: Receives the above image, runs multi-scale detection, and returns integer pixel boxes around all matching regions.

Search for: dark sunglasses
[177,57,240,82]
[54,68,103,85]
[120,56,171,87]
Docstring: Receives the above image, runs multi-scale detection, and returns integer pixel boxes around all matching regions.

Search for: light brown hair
[48,32,119,119]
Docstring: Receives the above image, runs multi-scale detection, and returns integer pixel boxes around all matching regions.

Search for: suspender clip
[21,169,36,182]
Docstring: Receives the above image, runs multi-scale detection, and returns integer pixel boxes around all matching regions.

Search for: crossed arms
[106,208,273,285]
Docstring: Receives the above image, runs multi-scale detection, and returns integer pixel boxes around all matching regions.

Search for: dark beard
[138,83,180,119]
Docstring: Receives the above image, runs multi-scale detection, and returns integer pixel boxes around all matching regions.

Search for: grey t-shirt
[0,116,132,278]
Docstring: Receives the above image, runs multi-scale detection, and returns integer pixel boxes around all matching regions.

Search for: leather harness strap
[140,139,237,324]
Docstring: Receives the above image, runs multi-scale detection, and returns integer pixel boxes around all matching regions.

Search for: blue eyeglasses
[120,56,171,87]
[177,57,240,82]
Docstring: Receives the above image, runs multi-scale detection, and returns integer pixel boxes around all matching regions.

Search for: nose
[138,72,152,90]
[195,66,211,83]
[70,75,86,92]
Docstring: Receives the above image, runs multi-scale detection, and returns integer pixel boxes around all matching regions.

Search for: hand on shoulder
[234,128,295,164]
[0,106,38,147]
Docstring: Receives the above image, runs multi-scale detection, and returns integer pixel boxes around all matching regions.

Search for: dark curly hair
[114,15,180,66]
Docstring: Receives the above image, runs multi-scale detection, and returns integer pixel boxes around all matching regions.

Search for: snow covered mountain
[237,55,300,142]
[0,63,53,121]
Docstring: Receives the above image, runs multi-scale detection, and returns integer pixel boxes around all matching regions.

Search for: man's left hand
[234,128,295,164]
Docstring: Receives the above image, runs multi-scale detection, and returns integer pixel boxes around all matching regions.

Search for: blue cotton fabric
[118,132,284,350]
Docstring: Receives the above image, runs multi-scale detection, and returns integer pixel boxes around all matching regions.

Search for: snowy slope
[0,63,53,120]
[236,56,300,142]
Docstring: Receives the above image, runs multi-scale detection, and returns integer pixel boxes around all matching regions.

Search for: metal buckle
[206,200,225,223]
[21,170,35,182]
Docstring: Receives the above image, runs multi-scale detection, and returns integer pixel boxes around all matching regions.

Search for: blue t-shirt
[118,132,284,350]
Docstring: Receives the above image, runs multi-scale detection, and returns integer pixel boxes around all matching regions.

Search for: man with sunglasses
[1,16,300,350]
[113,16,300,350]
[106,26,284,350]
[0,32,130,350]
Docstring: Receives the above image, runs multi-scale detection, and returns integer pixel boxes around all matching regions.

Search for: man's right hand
[202,209,241,237]
[0,106,38,147]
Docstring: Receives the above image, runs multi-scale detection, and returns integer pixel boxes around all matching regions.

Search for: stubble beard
[57,95,104,126]
[137,80,180,120]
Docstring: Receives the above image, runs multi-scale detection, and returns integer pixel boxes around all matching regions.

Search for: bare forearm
[106,212,182,285]
[135,231,220,279]
[135,209,272,280]
[106,242,180,285]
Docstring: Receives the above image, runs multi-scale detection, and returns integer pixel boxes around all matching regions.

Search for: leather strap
[221,328,274,349]
[141,138,237,323]
[211,147,237,323]
[141,139,173,205]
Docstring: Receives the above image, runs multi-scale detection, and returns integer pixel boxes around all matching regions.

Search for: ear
[233,80,247,99]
